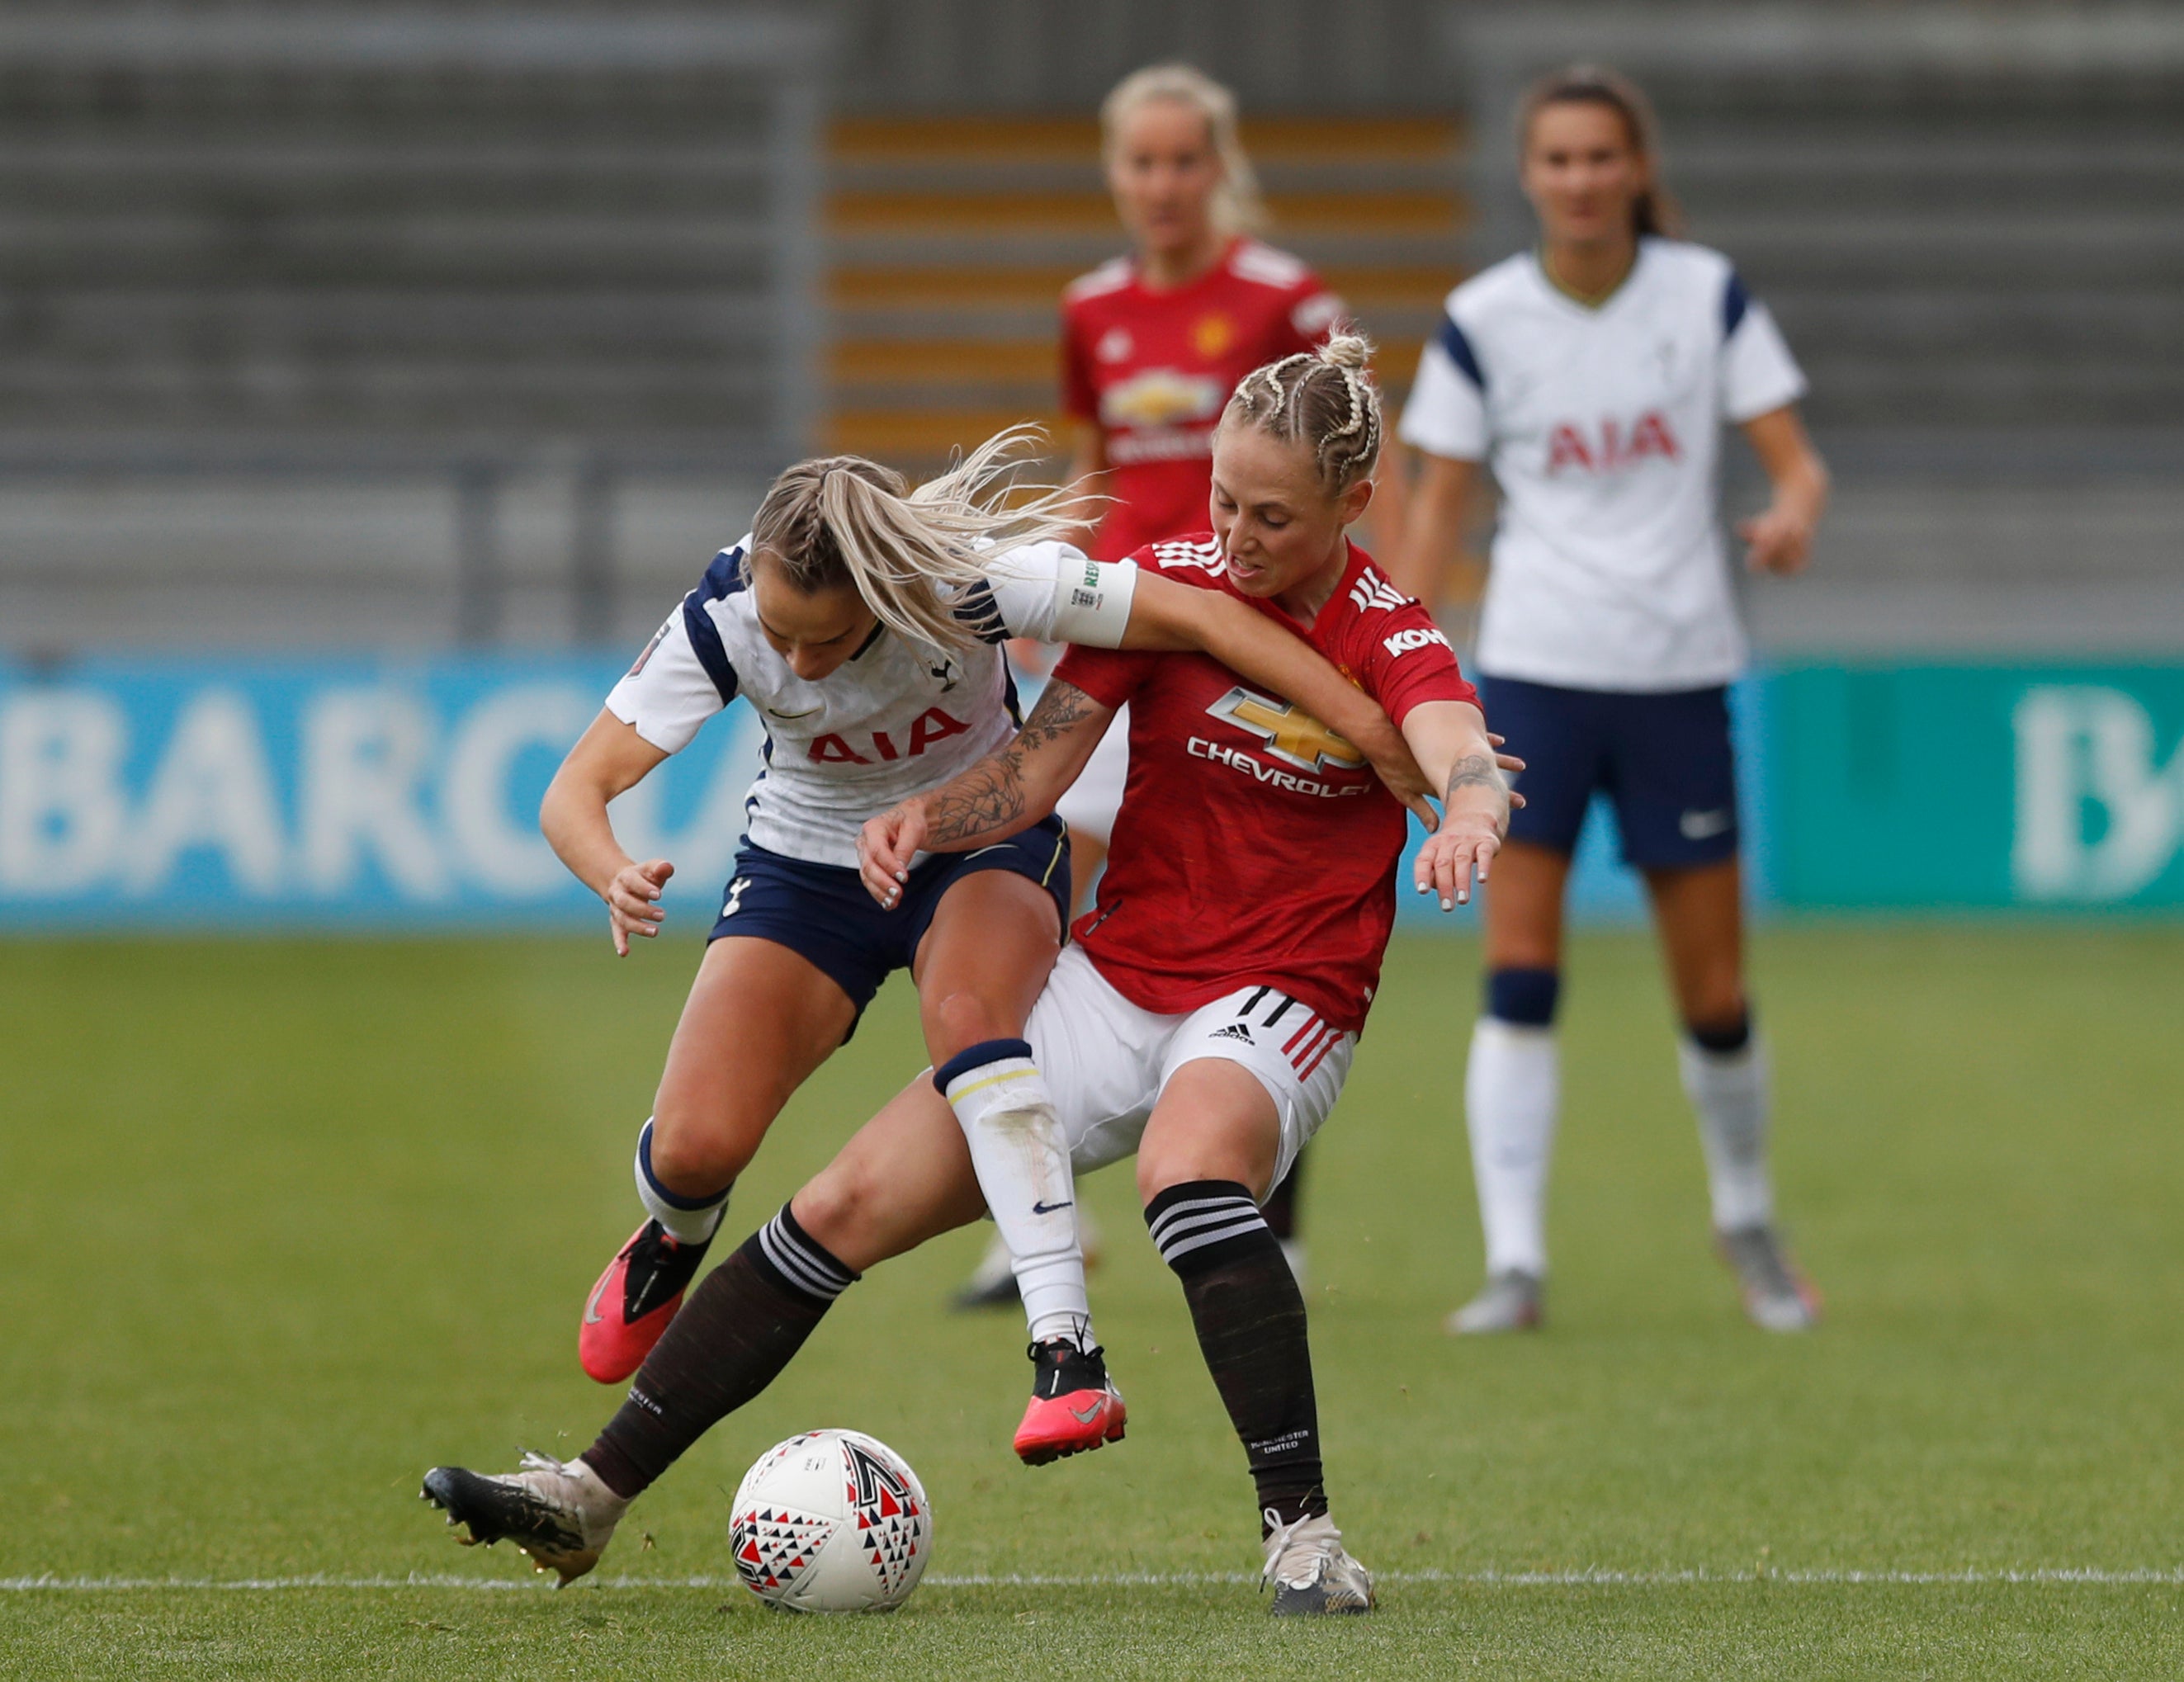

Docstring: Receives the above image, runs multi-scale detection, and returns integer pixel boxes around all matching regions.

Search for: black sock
[1688,1011,1752,1055]
[1261,1149,1306,1242]
[1145,1179,1326,1533]
[584,1203,858,1500]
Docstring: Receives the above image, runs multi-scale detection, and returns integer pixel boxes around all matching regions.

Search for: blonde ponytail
[1224,329,1383,496]
[1101,63,1268,239]
[750,428,1099,654]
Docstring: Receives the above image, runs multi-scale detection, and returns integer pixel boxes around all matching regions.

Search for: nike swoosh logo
[1068,1401,1105,1423]
[1032,1199,1073,1215]
[583,1278,609,1326]
[766,706,820,721]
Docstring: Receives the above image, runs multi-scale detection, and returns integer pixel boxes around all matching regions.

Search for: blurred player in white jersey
[953,64,1345,1308]
[1393,66,1832,1334]
[546,428,1421,1387]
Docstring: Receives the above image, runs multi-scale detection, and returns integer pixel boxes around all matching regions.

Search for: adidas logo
[1213,1023,1255,1043]
[1347,566,1409,614]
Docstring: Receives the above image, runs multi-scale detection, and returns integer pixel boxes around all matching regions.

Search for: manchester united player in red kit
[952,64,1346,1311]
[417,338,1510,1615]
[1060,73,1343,566]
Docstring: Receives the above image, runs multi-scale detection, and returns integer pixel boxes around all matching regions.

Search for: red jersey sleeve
[1053,642,1156,712]
[1350,599,1478,727]
[1059,305,1099,421]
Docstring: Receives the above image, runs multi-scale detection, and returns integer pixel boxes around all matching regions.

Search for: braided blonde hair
[748,427,1097,654]
[1222,330,1383,497]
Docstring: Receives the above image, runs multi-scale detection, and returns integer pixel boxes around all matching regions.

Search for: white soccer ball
[729,1429,933,1613]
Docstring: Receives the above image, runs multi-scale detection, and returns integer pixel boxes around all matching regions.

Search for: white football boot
[1445,1269,1543,1335]
[421,1451,628,1587]
[1718,1224,1822,1332]
[1261,1510,1376,1615]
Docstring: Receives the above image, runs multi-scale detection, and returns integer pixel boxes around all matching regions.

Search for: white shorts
[1053,703,1129,846]
[1023,944,1355,1197]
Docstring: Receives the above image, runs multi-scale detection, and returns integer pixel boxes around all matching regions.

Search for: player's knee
[1135,1150,1186,1208]
[1484,966,1561,1028]
[920,986,1018,1065]
[645,1108,756,1198]
[1685,1003,1752,1053]
[788,1163,872,1259]
[1137,1146,1266,1208]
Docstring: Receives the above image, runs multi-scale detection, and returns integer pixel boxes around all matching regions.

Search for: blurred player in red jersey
[419,337,1512,1615]
[953,62,1345,1309]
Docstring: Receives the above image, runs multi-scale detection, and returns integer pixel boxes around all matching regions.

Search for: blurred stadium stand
[0,2,2176,655]
[0,8,825,650]
[825,113,1462,464]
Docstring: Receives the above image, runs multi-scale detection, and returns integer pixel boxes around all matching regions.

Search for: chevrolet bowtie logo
[1206,686,1366,773]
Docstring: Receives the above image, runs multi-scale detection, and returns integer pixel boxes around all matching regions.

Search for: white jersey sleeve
[1397,307,1490,461]
[955,541,1141,649]
[603,546,744,754]
[1718,274,1807,423]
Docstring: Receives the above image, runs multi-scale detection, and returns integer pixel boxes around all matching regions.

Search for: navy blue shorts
[707,815,1072,1037]
[1480,674,1740,870]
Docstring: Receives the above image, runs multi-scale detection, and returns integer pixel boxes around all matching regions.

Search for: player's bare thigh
[1135,1059,1283,1207]
[911,867,1064,1064]
[647,934,858,1197]
[792,1077,990,1273]
[1482,839,1573,971]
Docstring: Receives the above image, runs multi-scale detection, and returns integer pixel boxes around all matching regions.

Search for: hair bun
[1317,329,1374,374]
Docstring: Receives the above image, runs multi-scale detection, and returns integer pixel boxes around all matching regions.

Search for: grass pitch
[2,925,2180,1678]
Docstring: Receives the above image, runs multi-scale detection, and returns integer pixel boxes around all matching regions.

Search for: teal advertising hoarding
[1767,663,2184,911]
[0,655,763,931]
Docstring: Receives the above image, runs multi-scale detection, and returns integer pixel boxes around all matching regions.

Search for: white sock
[1464,1017,1559,1278]
[938,1041,1091,1348]
[634,1118,731,1247]
[1681,1035,1774,1231]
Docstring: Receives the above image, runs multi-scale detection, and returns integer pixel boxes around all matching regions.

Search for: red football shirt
[1054,534,1480,1032]
[1061,239,1344,561]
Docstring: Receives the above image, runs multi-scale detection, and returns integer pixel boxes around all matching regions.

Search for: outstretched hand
[1414,813,1501,911]
[1739,503,1814,575]
[857,802,926,908]
[605,858,674,956]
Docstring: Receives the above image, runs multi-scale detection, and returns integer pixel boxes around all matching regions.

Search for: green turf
[2,927,2180,1678]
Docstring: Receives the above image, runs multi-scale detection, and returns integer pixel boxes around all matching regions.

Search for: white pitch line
[2,1568,2180,1593]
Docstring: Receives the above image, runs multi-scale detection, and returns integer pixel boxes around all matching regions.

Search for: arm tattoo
[922,680,1101,848]
[1444,752,1503,805]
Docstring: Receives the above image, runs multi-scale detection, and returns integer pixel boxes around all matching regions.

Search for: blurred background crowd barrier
[0,2,2177,928]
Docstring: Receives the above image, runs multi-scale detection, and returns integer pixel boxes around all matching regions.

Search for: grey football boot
[1445,1269,1543,1335]
[1718,1224,1821,1331]
[1262,1510,1376,1615]
[421,1451,628,1586]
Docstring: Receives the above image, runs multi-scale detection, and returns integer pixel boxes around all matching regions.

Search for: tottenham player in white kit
[547,429,1425,1385]
[1393,66,1832,1334]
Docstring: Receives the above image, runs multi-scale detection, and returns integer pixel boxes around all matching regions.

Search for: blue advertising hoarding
[1,655,2177,931]
[0,655,763,931]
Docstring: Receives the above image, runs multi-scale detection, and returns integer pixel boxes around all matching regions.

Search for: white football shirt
[1399,239,1806,692]
[607,538,1138,867]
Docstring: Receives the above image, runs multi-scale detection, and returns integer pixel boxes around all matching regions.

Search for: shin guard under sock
[936,1038,1091,1349]
[1146,1179,1326,1531]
